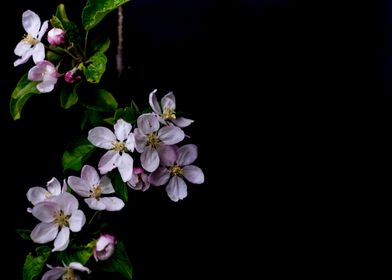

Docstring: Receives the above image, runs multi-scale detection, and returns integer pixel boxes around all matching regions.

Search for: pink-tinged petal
[38,20,49,40]
[31,222,58,243]
[52,227,70,252]
[85,198,106,211]
[157,145,178,166]
[100,175,115,194]
[158,126,185,145]
[137,113,160,134]
[101,197,125,211]
[14,41,31,56]
[42,267,66,280]
[182,165,204,184]
[96,235,115,251]
[166,177,187,202]
[52,193,79,215]
[28,64,46,81]
[149,167,170,186]
[47,177,62,196]
[14,47,34,66]
[81,165,100,187]
[171,117,194,128]
[134,128,147,153]
[32,201,59,222]
[127,175,139,188]
[67,176,90,197]
[69,209,86,232]
[118,153,134,182]
[61,179,68,193]
[32,43,45,63]
[161,92,176,110]
[37,80,56,93]
[114,119,132,142]
[125,133,135,152]
[22,10,41,36]
[69,262,91,274]
[27,187,47,205]
[140,173,151,191]
[141,146,159,172]
[88,127,116,149]
[176,144,198,166]
[98,150,121,175]
[149,89,161,114]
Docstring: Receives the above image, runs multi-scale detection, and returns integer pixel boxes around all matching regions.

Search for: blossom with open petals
[134,113,185,172]
[88,119,135,182]
[149,89,194,127]
[149,144,204,202]
[30,192,86,252]
[68,165,124,211]
[127,167,150,192]
[94,234,116,261]
[28,60,59,93]
[42,262,90,280]
[14,10,48,66]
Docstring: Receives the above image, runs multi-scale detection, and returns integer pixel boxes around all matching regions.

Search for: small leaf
[83,89,118,112]
[60,82,81,109]
[62,137,96,172]
[109,171,128,202]
[55,4,81,45]
[57,241,96,265]
[83,52,107,84]
[82,0,131,31]
[16,229,31,241]
[50,15,64,29]
[91,37,111,53]
[100,241,133,279]
[114,101,140,124]
[10,74,40,120]
[23,246,51,280]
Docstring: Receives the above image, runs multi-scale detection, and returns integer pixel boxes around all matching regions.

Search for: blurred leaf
[82,89,118,112]
[82,0,130,31]
[50,15,64,29]
[114,101,140,124]
[101,241,132,279]
[16,229,31,241]
[23,246,51,280]
[55,4,81,45]
[62,137,96,172]
[57,241,96,265]
[109,171,128,202]
[10,74,40,120]
[91,37,111,53]
[60,82,81,109]
[83,52,107,83]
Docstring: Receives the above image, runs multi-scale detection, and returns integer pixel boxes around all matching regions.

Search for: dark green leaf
[57,241,95,265]
[23,246,51,280]
[109,171,128,202]
[91,37,111,53]
[101,241,132,279]
[16,229,31,241]
[62,137,96,172]
[114,101,140,124]
[82,0,131,31]
[60,82,81,109]
[104,117,116,125]
[10,74,40,120]
[83,89,118,112]
[50,15,64,29]
[55,4,82,45]
[83,52,107,83]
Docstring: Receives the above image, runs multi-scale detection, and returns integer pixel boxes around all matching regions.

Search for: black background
[0,0,389,279]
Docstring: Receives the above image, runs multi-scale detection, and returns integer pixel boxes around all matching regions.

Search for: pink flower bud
[47,28,65,46]
[64,69,81,84]
[94,234,116,261]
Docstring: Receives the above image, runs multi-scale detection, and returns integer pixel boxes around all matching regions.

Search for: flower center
[162,107,176,120]
[22,33,38,45]
[90,185,102,199]
[62,269,75,280]
[54,210,70,227]
[112,141,126,152]
[44,191,52,199]
[147,133,160,149]
[169,164,183,176]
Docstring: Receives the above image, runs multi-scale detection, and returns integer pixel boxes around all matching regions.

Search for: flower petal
[114,119,132,142]
[125,133,135,152]
[52,193,79,215]
[182,165,205,184]
[28,64,46,81]
[171,117,194,128]
[69,262,91,274]
[134,128,147,153]
[96,235,115,251]
[32,201,59,222]
[101,197,125,211]
[67,176,91,197]
[27,187,47,205]
[158,126,185,145]
[98,150,121,175]
[166,177,187,202]
[14,41,31,56]
[52,227,70,252]
[47,177,62,196]
[137,113,160,134]
[149,167,170,186]
[31,222,58,244]
[81,165,100,187]
[100,175,115,194]
[37,80,55,93]
[85,198,106,211]
[14,48,34,66]
[157,145,178,166]
[88,127,116,149]
[141,146,159,172]
[38,20,49,40]
[68,209,86,232]
[161,92,176,110]
[149,89,161,114]
[118,153,134,182]
[42,267,66,280]
[32,43,45,63]
[22,10,41,36]
[176,144,198,166]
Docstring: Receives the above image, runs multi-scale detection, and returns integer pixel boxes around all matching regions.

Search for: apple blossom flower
[14,10,48,66]
[42,262,90,280]
[127,167,150,191]
[28,60,59,93]
[149,144,204,202]
[149,89,194,127]
[68,165,125,211]
[88,119,135,182]
[30,192,86,252]
[94,234,116,261]
[47,27,65,46]
[134,113,185,172]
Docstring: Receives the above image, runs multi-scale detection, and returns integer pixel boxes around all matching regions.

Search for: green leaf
[62,137,96,172]
[83,52,107,83]
[57,241,96,265]
[101,241,133,279]
[55,4,82,45]
[23,246,51,280]
[91,37,111,53]
[109,171,128,202]
[114,101,140,124]
[82,0,131,31]
[16,229,31,241]
[60,82,81,109]
[10,74,40,120]
[83,89,118,112]
[50,15,64,29]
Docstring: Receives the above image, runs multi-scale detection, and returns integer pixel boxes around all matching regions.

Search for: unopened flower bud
[47,28,65,46]
[94,234,116,261]
[64,69,81,84]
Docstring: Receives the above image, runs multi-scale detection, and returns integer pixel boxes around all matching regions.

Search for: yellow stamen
[147,133,160,149]
[162,107,176,120]
[169,164,183,176]
[90,185,103,199]
[22,33,38,45]
[54,210,70,227]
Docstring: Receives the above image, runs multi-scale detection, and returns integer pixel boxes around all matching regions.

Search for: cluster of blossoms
[13,5,204,280]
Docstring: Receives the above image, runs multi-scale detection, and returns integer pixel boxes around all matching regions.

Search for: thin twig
[116,6,124,78]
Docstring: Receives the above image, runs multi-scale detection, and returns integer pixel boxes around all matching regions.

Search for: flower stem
[88,210,100,227]
[116,6,124,78]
